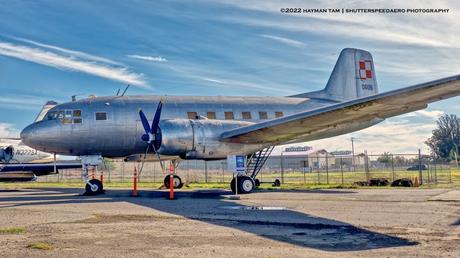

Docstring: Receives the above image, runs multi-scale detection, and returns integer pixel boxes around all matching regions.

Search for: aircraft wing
[220,75,460,144]
[0,163,82,176]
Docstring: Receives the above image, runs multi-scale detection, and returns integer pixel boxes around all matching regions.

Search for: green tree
[377,152,392,166]
[425,114,460,161]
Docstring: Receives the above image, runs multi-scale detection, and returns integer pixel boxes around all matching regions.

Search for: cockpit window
[45,109,83,124]
[46,111,58,120]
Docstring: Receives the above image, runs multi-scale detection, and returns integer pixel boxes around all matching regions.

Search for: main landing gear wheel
[164,175,183,189]
[85,179,104,195]
[230,176,255,194]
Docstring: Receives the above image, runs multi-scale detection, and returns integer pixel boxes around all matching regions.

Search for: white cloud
[401,109,444,120]
[216,0,460,48]
[0,41,148,87]
[127,54,168,62]
[303,118,437,154]
[200,77,225,84]
[0,123,19,138]
[11,36,123,65]
[258,34,306,48]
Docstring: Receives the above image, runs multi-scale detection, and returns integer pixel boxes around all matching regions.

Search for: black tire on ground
[230,176,255,194]
[230,177,236,193]
[85,179,104,195]
[164,175,183,189]
[238,176,255,194]
[254,178,260,187]
[273,179,281,187]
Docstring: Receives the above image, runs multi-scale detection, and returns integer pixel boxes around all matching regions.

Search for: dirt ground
[0,187,459,257]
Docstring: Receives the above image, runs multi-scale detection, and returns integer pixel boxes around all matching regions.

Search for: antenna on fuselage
[115,88,120,96]
[121,85,130,96]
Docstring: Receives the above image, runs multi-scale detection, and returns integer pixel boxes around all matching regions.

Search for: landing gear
[164,175,183,189]
[80,155,104,195]
[230,175,255,194]
[85,179,104,195]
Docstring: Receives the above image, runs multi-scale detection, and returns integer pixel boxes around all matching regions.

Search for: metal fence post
[316,155,320,184]
[418,149,423,185]
[391,154,395,182]
[326,152,329,184]
[281,153,285,184]
[303,169,306,185]
[364,150,369,181]
[205,160,208,183]
[434,162,438,183]
[121,161,125,183]
[340,157,344,184]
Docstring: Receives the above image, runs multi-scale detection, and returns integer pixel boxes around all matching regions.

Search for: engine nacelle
[157,119,264,159]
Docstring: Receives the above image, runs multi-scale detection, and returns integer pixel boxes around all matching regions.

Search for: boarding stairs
[246,146,275,180]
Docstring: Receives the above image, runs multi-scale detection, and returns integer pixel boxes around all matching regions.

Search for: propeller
[138,101,165,175]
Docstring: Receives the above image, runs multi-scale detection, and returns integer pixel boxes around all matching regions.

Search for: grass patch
[27,242,53,250]
[0,227,26,234]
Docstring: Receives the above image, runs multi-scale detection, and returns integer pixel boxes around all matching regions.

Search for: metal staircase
[246,146,275,179]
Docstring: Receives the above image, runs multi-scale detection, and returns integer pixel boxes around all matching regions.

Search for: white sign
[227,155,246,173]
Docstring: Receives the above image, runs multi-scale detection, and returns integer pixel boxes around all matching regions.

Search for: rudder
[294,48,378,102]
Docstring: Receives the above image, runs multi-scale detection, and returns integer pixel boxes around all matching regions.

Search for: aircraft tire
[164,175,183,189]
[85,179,104,195]
[230,176,255,194]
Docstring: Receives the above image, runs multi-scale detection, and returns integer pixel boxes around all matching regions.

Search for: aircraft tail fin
[293,48,379,101]
[34,101,58,122]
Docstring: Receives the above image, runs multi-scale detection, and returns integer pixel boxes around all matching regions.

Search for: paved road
[0,187,459,257]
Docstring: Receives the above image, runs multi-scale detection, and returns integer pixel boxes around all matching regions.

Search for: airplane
[20,48,460,195]
[1,138,53,163]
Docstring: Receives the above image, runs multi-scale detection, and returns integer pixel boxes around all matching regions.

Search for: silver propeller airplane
[20,48,460,194]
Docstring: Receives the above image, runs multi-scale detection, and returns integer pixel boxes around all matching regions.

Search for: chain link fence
[38,151,460,186]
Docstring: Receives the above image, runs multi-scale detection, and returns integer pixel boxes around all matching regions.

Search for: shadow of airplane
[0,188,417,251]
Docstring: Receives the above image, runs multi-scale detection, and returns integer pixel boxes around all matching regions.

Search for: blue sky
[0,0,459,154]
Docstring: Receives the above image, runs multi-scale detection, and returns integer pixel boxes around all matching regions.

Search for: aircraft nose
[20,124,35,146]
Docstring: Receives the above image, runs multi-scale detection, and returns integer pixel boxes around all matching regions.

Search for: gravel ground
[0,187,459,257]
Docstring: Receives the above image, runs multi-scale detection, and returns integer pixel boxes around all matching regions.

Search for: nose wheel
[84,179,104,195]
[164,175,183,189]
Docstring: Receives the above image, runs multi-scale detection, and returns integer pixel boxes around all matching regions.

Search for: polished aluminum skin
[20,48,460,161]
[20,95,333,159]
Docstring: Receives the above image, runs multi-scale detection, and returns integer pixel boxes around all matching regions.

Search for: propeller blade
[138,144,150,177]
[151,101,163,134]
[138,109,151,134]
[151,143,165,173]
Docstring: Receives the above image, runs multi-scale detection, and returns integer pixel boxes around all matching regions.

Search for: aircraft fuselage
[21,95,347,159]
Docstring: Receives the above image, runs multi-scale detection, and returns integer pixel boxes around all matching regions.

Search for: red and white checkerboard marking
[358,60,372,80]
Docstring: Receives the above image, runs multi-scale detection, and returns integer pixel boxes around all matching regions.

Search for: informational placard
[227,155,246,173]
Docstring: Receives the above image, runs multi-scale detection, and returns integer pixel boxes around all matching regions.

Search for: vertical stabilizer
[293,48,379,101]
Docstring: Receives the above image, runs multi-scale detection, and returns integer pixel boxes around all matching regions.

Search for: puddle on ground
[218,205,287,210]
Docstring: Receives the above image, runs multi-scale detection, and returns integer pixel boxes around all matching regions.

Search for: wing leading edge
[220,75,460,145]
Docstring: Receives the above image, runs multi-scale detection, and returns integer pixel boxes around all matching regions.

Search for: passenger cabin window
[73,110,82,123]
[259,111,268,120]
[207,112,216,119]
[95,112,107,121]
[187,112,198,119]
[242,112,252,120]
[275,111,284,118]
[224,112,234,120]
